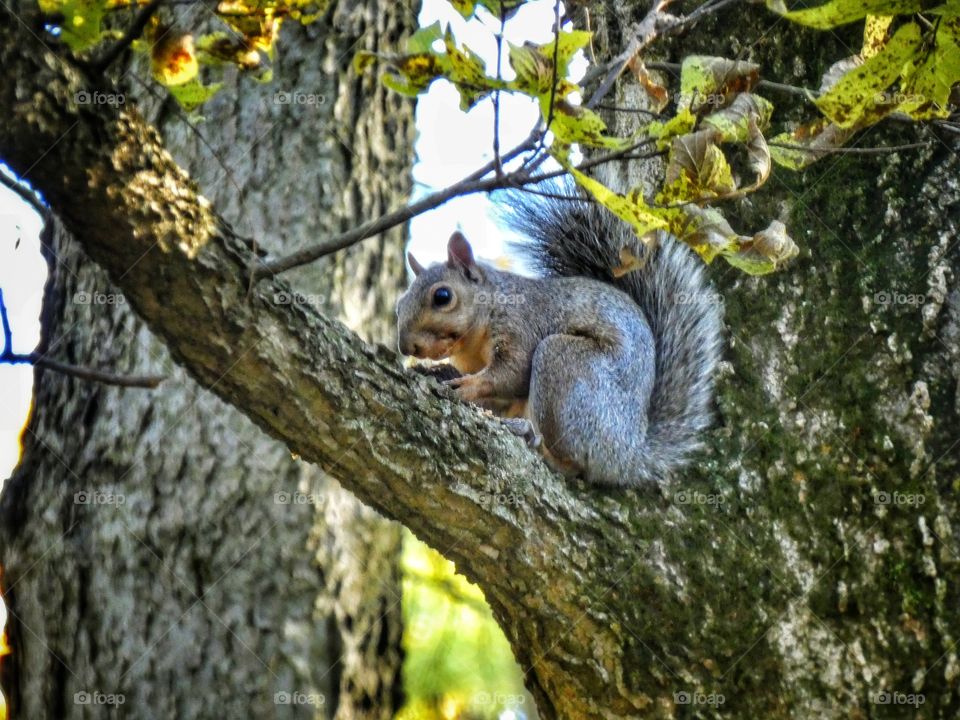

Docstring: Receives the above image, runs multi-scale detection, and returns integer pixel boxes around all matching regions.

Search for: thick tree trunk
[0,2,415,719]
[0,1,957,719]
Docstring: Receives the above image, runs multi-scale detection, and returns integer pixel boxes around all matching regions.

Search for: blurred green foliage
[398,531,533,720]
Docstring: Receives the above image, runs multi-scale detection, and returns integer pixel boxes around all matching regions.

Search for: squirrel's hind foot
[501,418,542,450]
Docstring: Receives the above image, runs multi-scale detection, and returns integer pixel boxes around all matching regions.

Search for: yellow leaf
[814,21,922,128]
[767,0,922,29]
[565,165,668,240]
[862,14,893,59]
[151,32,199,87]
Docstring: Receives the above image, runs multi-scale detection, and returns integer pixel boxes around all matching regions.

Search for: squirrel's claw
[501,418,542,450]
[446,373,492,403]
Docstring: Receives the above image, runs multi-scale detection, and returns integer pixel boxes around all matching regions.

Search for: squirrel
[396,190,722,487]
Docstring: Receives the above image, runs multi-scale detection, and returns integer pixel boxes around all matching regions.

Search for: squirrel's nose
[399,335,421,357]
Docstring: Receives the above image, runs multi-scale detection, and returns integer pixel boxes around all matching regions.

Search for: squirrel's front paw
[445,374,492,403]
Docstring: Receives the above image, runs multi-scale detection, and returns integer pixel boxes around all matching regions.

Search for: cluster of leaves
[38,0,956,272]
[356,0,957,275]
[355,3,798,274]
[767,0,959,169]
[39,0,329,109]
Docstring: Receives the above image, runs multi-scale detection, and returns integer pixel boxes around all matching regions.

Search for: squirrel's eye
[432,287,453,307]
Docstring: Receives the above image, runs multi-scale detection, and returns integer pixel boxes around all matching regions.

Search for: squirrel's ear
[407,251,425,276]
[447,231,476,271]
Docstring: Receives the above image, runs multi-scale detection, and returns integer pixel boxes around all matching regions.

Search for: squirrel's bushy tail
[503,187,722,482]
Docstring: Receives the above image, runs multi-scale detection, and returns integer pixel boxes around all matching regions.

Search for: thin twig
[543,0,563,134]
[0,288,166,388]
[90,0,164,75]
[0,171,48,218]
[767,140,932,155]
[595,103,664,117]
[254,136,661,279]
[6,353,167,388]
[515,186,594,202]
[0,289,12,355]
[492,5,507,177]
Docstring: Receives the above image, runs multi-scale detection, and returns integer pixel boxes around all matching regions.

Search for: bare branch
[253,134,659,279]
[0,170,48,219]
[585,0,742,110]
[492,5,507,177]
[767,140,933,155]
[543,0,563,133]
[0,288,166,388]
[7,352,167,387]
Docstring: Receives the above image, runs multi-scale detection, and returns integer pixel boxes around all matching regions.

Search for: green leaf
[407,21,443,54]
[701,93,774,142]
[508,42,551,94]
[508,30,591,97]
[383,52,450,96]
[167,78,223,111]
[476,0,527,16]
[663,206,739,264]
[814,21,923,128]
[447,0,526,18]
[446,0,476,17]
[40,0,108,51]
[444,30,501,110]
[769,118,854,170]
[548,100,632,149]
[646,108,697,148]
[896,15,960,119]
[678,56,760,114]
[766,0,922,29]
[659,130,736,204]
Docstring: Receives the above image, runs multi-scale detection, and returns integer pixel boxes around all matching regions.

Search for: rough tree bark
[0,1,415,718]
[1,1,958,719]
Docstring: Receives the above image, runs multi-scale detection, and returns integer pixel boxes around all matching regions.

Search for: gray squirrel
[396,190,722,486]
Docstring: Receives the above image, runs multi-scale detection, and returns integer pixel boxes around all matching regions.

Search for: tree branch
[251,128,655,279]
[585,0,743,110]
[88,0,164,75]
[0,288,166,387]
[0,170,48,218]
